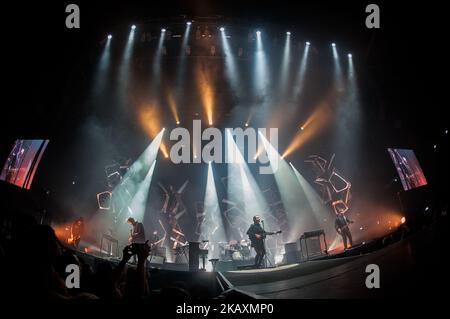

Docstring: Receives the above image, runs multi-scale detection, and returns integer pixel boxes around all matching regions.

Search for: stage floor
[74,222,448,298]
[223,225,449,298]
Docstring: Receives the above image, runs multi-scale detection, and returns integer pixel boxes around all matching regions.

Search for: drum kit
[218,239,252,261]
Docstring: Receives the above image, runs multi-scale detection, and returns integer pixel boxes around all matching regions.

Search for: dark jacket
[131,222,146,243]
[247,223,264,244]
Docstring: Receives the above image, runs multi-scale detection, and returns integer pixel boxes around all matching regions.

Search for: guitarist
[69,217,84,250]
[127,217,146,263]
[335,212,354,250]
[246,215,267,268]
[127,217,146,244]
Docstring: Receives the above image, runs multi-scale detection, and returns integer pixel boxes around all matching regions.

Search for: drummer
[231,239,242,251]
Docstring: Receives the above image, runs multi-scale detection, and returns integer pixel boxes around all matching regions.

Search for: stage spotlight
[225,130,270,231]
[260,133,329,242]
[118,22,136,110]
[292,39,310,101]
[167,91,180,127]
[401,217,406,224]
[256,30,261,35]
[254,29,269,100]
[92,32,112,95]
[289,162,337,244]
[282,96,332,158]
[220,27,225,32]
[245,123,249,127]
[138,106,169,157]
[300,126,304,130]
[221,25,240,95]
[174,19,192,96]
[331,42,344,92]
[110,129,163,229]
[152,27,167,86]
[332,43,336,47]
[203,162,226,255]
[334,44,361,166]
[197,65,215,128]
[128,160,157,222]
[279,27,292,97]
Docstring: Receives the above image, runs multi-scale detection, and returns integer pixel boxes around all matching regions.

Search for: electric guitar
[128,229,133,243]
[67,234,81,245]
[250,230,282,247]
[338,220,354,232]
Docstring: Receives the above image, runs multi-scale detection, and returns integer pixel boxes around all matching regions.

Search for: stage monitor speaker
[148,255,165,265]
[302,237,322,258]
[284,242,300,264]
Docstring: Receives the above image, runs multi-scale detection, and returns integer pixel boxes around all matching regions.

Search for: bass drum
[241,245,251,259]
[231,251,243,261]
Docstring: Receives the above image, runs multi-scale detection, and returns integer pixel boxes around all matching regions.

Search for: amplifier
[284,242,301,264]
[148,255,165,264]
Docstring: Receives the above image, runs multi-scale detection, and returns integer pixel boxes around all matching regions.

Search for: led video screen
[387,148,427,191]
[1,139,49,190]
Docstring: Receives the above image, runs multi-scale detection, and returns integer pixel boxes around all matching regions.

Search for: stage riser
[215,259,255,272]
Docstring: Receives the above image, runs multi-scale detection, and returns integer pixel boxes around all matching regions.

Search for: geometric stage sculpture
[305,154,352,215]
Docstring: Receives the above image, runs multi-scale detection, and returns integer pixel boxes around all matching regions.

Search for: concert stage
[69,218,449,300]
[1,0,448,307]
[74,229,443,300]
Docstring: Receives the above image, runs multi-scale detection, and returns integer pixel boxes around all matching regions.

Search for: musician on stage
[246,215,266,268]
[127,217,146,244]
[127,217,146,264]
[335,212,354,250]
[69,217,84,250]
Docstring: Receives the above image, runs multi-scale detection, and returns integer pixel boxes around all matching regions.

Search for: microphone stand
[261,220,273,268]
